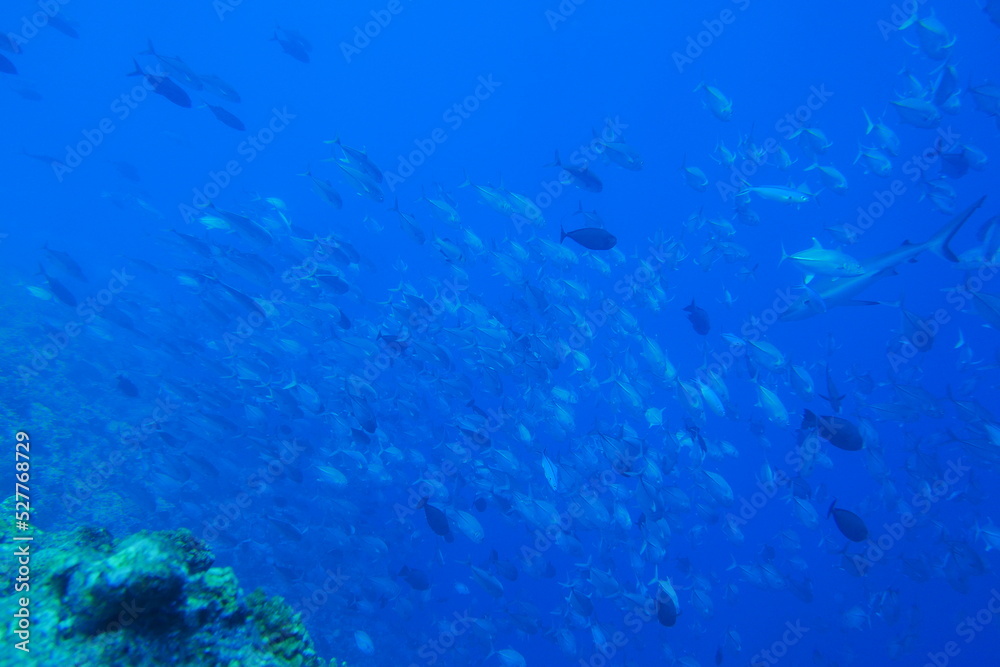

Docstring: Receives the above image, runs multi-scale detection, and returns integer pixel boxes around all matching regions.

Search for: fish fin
[559,225,566,244]
[126,58,143,77]
[544,151,561,168]
[928,195,987,261]
[140,39,155,56]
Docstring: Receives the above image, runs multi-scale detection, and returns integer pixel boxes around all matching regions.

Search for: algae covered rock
[1,524,333,667]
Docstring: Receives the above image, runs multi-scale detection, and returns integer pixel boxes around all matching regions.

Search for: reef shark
[780,195,987,320]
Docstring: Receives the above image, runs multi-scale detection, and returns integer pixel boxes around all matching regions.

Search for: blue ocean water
[4,0,1000,665]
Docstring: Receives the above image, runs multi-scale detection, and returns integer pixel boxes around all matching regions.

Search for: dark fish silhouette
[398,565,430,590]
[684,299,711,335]
[802,409,863,451]
[272,26,311,63]
[200,74,241,103]
[0,53,16,75]
[47,14,78,39]
[43,244,87,282]
[38,264,77,307]
[828,500,868,542]
[656,594,678,626]
[127,58,191,108]
[560,225,616,250]
[548,150,602,192]
[417,497,453,542]
[116,373,139,398]
[203,101,245,131]
[109,160,141,183]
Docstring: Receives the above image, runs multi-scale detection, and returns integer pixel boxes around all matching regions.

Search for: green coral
[0,526,332,666]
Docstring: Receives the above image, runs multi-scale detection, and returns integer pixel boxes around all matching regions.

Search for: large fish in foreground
[559,225,616,250]
[127,59,191,108]
[780,195,987,320]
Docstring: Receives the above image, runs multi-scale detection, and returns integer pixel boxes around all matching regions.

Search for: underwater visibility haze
[3,0,1000,665]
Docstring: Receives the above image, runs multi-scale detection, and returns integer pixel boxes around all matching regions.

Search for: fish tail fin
[140,39,155,56]
[544,151,561,168]
[559,225,566,244]
[862,107,874,134]
[389,196,400,213]
[126,58,143,77]
[458,170,472,188]
[928,195,986,261]
[827,499,837,518]
[778,241,789,267]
